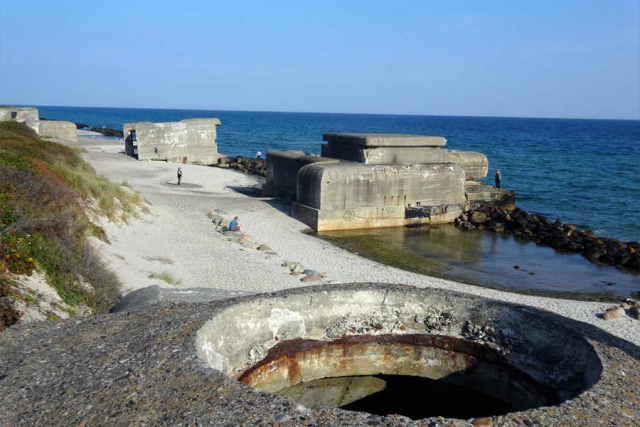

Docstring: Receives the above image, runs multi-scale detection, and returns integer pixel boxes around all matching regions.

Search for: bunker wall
[124,118,220,164]
[25,120,77,142]
[0,107,39,122]
[293,162,465,230]
[262,150,340,200]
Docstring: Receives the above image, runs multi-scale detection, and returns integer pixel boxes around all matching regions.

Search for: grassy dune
[0,122,145,331]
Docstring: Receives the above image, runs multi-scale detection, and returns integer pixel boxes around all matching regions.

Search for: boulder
[601,306,625,320]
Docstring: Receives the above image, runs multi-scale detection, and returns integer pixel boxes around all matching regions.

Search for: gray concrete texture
[262,150,340,200]
[124,118,221,165]
[0,106,39,122]
[1,283,638,426]
[321,144,488,179]
[292,162,465,230]
[202,286,597,412]
[25,119,77,142]
[322,133,447,147]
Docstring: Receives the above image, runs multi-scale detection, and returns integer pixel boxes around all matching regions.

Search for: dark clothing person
[494,169,501,189]
[256,151,262,160]
[177,167,183,186]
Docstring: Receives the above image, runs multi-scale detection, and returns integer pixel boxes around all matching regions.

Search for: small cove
[316,224,640,301]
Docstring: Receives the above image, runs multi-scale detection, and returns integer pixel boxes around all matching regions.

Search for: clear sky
[1,1,638,119]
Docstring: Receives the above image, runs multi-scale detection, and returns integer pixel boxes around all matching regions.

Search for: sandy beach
[71,133,640,346]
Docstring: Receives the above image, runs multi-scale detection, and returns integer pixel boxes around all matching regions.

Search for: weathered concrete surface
[0,283,638,426]
[109,285,251,313]
[322,145,488,179]
[322,133,447,147]
[465,181,516,210]
[0,106,39,122]
[25,119,77,142]
[321,133,488,179]
[292,162,465,231]
[261,150,340,200]
[124,118,221,165]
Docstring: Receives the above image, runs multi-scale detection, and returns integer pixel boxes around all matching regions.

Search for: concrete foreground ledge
[1,283,638,426]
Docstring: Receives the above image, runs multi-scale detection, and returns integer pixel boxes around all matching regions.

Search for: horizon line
[12,103,640,122]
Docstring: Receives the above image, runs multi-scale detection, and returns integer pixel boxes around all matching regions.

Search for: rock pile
[89,126,124,137]
[601,299,640,320]
[455,203,640,272]
[208,210,330,283]
[216,155,267,177]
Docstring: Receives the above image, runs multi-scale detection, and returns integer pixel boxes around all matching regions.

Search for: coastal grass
[148,271,181,286]
[0,121,146,331]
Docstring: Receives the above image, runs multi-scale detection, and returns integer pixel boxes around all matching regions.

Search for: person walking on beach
[494,168,501,189]
[177,167,183,186]
[256,151,262,161]
[229,216,244,234]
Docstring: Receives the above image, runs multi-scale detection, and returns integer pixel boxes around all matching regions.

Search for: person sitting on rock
[229,216,244,234]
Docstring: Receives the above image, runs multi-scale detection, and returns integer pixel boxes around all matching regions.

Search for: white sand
[74,136,639,346]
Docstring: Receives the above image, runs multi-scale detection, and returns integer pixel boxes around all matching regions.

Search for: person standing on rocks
[256,151,262,161]
[177,167,183,186]
[494,168,501,189]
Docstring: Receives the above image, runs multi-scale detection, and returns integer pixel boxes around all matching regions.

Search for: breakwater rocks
[216,155,267,177]
[456,203,640,272]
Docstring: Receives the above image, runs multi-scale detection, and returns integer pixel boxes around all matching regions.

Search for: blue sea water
[36,105,640,243]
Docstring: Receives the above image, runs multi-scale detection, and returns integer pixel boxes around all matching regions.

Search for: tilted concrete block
[293,162,465,231]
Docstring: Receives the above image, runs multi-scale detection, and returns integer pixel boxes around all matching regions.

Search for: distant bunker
[264,133,515,231]
[193,284,635,422]
[0,106,77,142]
[124,118,221,165]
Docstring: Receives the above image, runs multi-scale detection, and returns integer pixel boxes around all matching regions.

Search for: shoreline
[65,135,640,346]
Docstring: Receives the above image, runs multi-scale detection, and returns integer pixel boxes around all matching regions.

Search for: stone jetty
[457,203,640,272]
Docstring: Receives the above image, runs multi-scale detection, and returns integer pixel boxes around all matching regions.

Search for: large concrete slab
[262,150,341,200]
[321,144,488,178]
[293,162,465,231]
[124,118,221,165]
[1,283,637,425]
[322,133,447,147]
[25,119,77,142]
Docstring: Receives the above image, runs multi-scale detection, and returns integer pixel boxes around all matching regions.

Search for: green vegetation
[148,271,181,286]
[0,121,146,332]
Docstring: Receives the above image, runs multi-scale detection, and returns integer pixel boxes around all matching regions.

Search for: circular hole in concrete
[196,285,602,420]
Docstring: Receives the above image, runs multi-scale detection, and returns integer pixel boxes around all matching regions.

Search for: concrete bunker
[265,133,515,231]
[196,285,601,420]
[0,106,77,141]
[292,162,466,230]
[124,118,221,165]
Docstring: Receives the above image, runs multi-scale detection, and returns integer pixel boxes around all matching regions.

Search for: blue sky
[1,1,638,119]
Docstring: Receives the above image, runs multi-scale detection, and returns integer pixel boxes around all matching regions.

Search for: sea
[33,105,640,298]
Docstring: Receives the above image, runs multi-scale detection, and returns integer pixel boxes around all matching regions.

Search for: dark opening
[341,374,515,420]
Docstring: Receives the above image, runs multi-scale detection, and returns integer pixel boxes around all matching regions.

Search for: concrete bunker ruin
[196,285,601,420]
[264,133,515,231]
[124,118,221,165]
[0,106,77,141]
